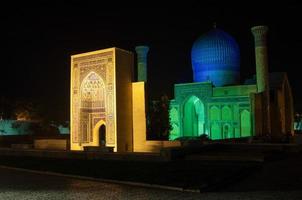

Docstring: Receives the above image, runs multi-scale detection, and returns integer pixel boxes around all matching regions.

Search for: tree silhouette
[147,94,171,140]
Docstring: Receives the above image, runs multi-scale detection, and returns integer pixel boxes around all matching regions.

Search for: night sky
[1,1,302,121]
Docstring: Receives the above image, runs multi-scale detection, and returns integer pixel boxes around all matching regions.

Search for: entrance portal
[183,96,205,137]
[99,125,106,147]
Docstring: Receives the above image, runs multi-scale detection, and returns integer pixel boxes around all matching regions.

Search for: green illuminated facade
[169,83,257,140]
[169,26,294,140]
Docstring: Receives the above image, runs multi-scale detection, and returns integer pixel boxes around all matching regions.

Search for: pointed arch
[210,106,220,121]
[183,96,205,137]
[79,71,106,144]
[93,120,106,146]
[222,106,232,121]
[223,123,233,139]
[80,71,106,108]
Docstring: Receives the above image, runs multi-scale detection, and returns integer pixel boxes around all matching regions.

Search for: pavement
[0,166,302,200]
[0,155,261,191]
[1,143,302,199]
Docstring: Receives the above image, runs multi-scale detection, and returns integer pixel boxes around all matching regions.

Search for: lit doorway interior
[99,124,106,147]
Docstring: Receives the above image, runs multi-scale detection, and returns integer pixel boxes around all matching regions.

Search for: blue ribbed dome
[191,28,240,86]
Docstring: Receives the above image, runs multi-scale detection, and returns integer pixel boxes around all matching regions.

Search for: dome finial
[213,22,217,29]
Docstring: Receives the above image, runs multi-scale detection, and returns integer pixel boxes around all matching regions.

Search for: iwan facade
[70,48,134,151]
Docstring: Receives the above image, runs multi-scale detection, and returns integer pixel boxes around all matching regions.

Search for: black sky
[1,1,302,120]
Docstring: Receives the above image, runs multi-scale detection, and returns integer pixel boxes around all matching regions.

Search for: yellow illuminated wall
[132,82,181,152]
[71,48,116,151]
[115,49,134,152]
[132,82,147,152]
[71,47,134,151]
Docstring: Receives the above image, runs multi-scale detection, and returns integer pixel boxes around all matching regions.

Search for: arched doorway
[93,120,106,147]
[99,124,106,147]
[223,123,232,139]
[183,96,205,137]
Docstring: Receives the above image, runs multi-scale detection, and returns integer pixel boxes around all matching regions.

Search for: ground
[0,162,302,200]
[0,143,302,199]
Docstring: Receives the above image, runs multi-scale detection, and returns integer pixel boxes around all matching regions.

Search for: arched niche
[183,96,205,137]
[240,109,251,137]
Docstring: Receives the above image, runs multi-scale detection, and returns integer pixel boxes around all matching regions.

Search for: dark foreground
[0,167,302,200]
[0,144,302,199]
[0,155,259,191]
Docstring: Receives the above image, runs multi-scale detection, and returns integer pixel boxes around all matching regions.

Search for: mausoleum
[70,25,294,152]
